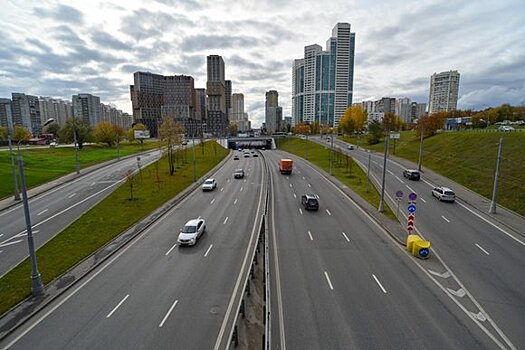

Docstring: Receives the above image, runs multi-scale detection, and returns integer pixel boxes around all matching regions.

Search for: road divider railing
[406,234,431,259]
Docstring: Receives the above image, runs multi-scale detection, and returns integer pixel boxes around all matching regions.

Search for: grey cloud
[34,4,84,24]
[52,25,87,46]
[91,31,133,51]
[153,0,203,10]
[120,64,155,74]
[120,9,194,41]
[181,34,261,52]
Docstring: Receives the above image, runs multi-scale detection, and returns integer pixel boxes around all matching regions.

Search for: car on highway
[243,152,250,158]
[177,218,206,246]
[234,155,239,160]
[202,178,217,191]
[49,141,58,148]
[431,186,456,202]
[301,194,319,211]
[347,145,354,150]
[253,153,258,157]
[233,169,245,179]
[403,169,420,181]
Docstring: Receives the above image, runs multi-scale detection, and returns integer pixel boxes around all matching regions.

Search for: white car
[177,218,206,246]
[431,186,456,202]
[202,178,217,191]
[49,141,58,148]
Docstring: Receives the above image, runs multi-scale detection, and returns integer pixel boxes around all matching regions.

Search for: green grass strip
[340,131,525,216]
[0,141,161,200]
[277,137,396,220]
[0,141,228,316]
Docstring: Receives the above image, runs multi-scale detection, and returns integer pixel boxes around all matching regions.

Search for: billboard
[134,130,150,139]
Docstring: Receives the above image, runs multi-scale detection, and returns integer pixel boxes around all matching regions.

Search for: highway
[320,136,524,348]
[265,149,504,349]
[0,150,161,276]
[1,151,265,349]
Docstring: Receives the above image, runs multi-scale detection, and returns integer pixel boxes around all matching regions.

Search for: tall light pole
[489,137,503,214]
[329,128,334,175]
[417,119,424,172]
[191,119,197,182]
[73,120,80,175]
[378,126,390,213]
[8,130,20,200]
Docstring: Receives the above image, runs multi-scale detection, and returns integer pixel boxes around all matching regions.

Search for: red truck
[278,159,293,175]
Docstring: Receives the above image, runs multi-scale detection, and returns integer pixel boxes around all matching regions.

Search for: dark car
[403,169,420,181]
[234,155,239,160]
[301,194,319,211]
[233,169,245,179]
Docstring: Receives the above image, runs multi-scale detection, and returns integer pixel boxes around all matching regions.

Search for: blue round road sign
[408,204,416,213]
[419,248,429,258]
[396,190,403,198]
[409,192,417,201]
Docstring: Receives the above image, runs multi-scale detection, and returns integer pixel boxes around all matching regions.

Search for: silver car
[178,218,206,246]
[202,178,217,191]
[431,186,456,202]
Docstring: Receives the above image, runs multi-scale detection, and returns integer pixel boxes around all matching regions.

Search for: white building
[428,70,460,114]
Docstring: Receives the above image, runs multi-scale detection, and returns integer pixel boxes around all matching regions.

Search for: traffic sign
[408,204,416,213]
[396,190,403,198]
[419,248,429,258]
[409,192,417,201]
[408,214,415,221]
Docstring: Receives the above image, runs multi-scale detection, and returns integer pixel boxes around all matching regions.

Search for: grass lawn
[0,141,161,200]
[0,141,228,316]
[340,131,525,216]
[277,137,396,220]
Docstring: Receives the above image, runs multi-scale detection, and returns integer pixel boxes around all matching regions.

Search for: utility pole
[417,121,424,172]
[378,127,390,212]
[8,132,20,200]
[489,137,503,214]
[366,152,371,193]
[192,120,197,182]
[73,121,80,174]
[329,130,334,175]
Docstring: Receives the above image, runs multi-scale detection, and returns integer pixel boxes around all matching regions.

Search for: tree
[339,105,367,135]
[93,121,118,146]
[229,122,238,137]
[415,112,446,138]
[59,117,91,149]
[12,125,32,142]
[367,120,383,144]
[292,123,312,135]
[125,169,135,200]
[158,117,184,176]
[311,121,321,134]
[43,122,60,138]
[0,126,6,141]
[127,123,146,143]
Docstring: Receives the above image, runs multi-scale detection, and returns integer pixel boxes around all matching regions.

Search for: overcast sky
[1,0,524,127]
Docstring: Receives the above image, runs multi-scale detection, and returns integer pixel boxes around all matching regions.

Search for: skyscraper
[292,22,355,127]
[206,55,227,136]
[428,70,460,114]
[0,98,13,130]
[11,93,42,135]
[231,93,250,132]
[72,93,101,127]
[265,90,282,134]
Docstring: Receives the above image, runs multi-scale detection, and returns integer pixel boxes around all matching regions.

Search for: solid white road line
[223,217,229,225]
[234,198,238,205]
[441,215,450,223]
[324,271,334,290]
[293,193,296,198]
[341,232,350,242]
[326,209,332,216]
[395,176,404,183]
[159,299,179,328]
[307,231,313,241]
[68,193,76,198]
[0,240,23,248]
[210,199,215,205]
[106,294,129,318]
[165,243,177,256]
[372,274,387,293]
[204,244,213,257]
[420,197,427,203]
[37,209,48,216]
[475,243,490,255]
[299,208,303,215]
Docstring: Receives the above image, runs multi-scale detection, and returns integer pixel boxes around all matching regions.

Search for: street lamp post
[417,121,424,172]
[378,128,390,213]
[191,119,197,182]
[329,129,334,175]
[8,131,20,200]
[73,127,80,175]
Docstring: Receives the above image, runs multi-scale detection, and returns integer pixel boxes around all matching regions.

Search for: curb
[0,145,231,341]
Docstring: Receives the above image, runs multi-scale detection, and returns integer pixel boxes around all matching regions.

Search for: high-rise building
[374,97,396,115]
[206,55,228,136]
[0,98,13,130]
[410,102,427,121]
[11,93,42,135]
[395,97,411,123]
[265,90,282,134]
[225,80,232,119]
[195,88,206,121]
[292,22,355,127]
[428,70,460,114]
[39,97,73,127]
[72,93,101,127]
[230,93,251,132]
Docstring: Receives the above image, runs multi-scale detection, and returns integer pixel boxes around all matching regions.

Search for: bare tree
[158,117,184,176]
[125,169,135,200]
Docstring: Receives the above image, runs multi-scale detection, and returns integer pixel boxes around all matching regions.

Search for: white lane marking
[293,193,296,198]
[341,232,350,242]
[475,243,490,255]
[324,271,334,290]
[33,230,40,234]
[37,209,48,216]
[428,270,451,279]
[395,176,404,184]
[227,179,230,183]
[234,198,238,205]
[165,243,178,256]
[372,161,379,165]
[372,274,387,293]
[0,234,3,237]
[326,209,332,216]
[289,183,292,187]
[240,187,244,192]
[106,294,129,318]
[220,187,224,192]
[420,197,427,203]
[302,176,305,180]
[0,180,123,247]
[90,182,96,186]
[307,231,313,241]
[68,193,76,198]
[204,244,213,257]
[0,240,23,248]
[223,217,229,225]
[197,216,202,220]
[210,199,215,205]
[299,208,303,215]
[455,200,525,246]
[159,300,179,328]
[308,183,311,187]
[447,288,467,298]
[387,170,394,175]
[441,215,450,223]
[405,184,416,193]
